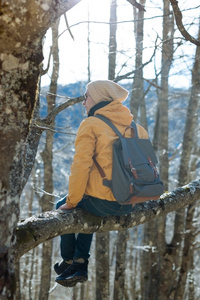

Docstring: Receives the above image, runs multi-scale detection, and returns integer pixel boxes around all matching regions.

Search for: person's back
[79,100,148,202]
[54,80,148,288]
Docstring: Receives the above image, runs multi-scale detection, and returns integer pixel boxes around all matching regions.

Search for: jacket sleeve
[66,119,96,207]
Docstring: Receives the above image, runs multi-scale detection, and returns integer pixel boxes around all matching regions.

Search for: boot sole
[56,275,88,287]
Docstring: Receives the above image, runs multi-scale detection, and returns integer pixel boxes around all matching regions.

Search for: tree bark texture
[0,1,82,298]
[15,180,200,259]
[130,0,146,128]
[149,3,175,299]
[169,22,200,300]
[113,230,128,300]
[108,0,117,80]
[173,203,196,300]
[178,22,200,187]
[39,18,60,300]
[139,3,174,298]
[95,233,110,300]
[168,0,200,46]
[158,0,174,190]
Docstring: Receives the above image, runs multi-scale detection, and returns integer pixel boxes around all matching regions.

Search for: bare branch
[43,96,84,124]
[143,78,162,90]
[126,0,146,12]
[16,180,200,258]
[41,46,52,76]
[169,0,200,46]
[33,95,84,129]
[115,37,158,82]
[64,13,75,40]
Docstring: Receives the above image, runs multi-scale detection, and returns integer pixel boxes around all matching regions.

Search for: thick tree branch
[169,0,200,46]
[0,0,82,52]
[16,180,200,258]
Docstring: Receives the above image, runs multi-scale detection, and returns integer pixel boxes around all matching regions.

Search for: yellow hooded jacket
[66,100,148,207]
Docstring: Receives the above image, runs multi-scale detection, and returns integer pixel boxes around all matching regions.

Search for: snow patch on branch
[156,210,161,216]
[83,223,88,229]
[183,180,200,195]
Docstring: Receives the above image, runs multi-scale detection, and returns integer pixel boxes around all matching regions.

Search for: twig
[115,36,158,82]
[64,13,74,40]
[169,0,200,46]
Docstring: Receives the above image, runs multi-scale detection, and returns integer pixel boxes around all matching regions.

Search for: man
[55,80,148,287]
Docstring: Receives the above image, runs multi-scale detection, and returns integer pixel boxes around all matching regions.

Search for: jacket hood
[94,100,133,127]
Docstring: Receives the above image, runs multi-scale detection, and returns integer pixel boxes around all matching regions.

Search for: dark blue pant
[56,196,134,261]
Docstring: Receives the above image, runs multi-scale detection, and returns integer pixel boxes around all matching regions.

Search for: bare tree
[0,0,81,297]
[130,0,147,129]
[141,2,175,299]
[95,2,118,297]
[87,4,91,83]
[39,18,60,300]
[158,0,174,189]
[178,24,200,187]
[108,0,117,80]
[113,3,147,298]
[171,21,200,300]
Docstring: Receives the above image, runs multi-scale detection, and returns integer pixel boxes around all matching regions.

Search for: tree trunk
[130,0,147,129]
[0,37,42,300]
[87,4,91,83]
[113,230,128,300]
[173,204,196,300]
[141,218,166,300]
[39,18,60,300]
[141,2,174,299]
[95,232,110,300]
[0,1,82,297]
[178,22,200,187]
[95,3,117,299]
[158,0,174,190]
[170,21,200,300]
[108,0,117,80]
[154,2,175,299]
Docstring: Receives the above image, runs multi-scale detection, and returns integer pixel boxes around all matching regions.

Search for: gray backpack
[93,114,164,205]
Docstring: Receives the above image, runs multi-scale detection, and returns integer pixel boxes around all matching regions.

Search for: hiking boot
[55,259,88,287]
[54,260,72,275]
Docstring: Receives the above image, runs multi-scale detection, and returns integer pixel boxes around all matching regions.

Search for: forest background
[0,0,200,299]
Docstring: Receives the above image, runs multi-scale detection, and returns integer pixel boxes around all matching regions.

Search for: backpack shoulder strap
[95,114,123,138]
[130,120,138,138]
[95,114,139,139]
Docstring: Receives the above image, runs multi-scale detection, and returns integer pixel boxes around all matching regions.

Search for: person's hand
[59,203,74,210]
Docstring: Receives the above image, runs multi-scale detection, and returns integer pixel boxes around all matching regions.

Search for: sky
[41,0,199,89]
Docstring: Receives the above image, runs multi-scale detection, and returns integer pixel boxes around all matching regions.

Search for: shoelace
[60,263,77,277]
